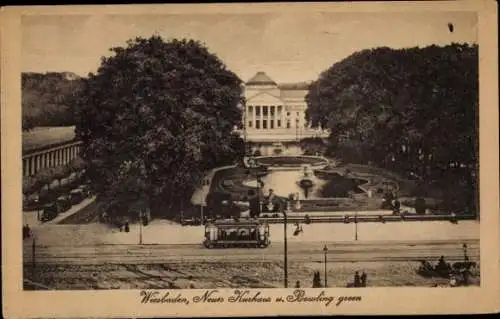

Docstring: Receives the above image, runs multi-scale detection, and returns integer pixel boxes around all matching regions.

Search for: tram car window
[203,219,270,249]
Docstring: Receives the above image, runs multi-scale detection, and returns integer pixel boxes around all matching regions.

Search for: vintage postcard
[1,1,499,317]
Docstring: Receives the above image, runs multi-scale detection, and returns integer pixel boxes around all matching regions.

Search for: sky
[21,11,477,83]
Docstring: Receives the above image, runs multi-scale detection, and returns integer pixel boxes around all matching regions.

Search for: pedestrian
[392,197,401,214]
[312,271,322,288]
[354,271,361,287]
[360,271,367,287]
[449,274,458,287]
[188,276,196,289]
[24,224,32,239]
[124,221,130,233]
[22,224,28,239]
[295,280,301,288]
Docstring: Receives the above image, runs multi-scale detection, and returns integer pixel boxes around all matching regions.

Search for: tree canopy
[22,72,84,131]
[75,36,245,217]
[305,43,478,213]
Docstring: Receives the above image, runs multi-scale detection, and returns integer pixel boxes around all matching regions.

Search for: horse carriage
[203,219,270,248]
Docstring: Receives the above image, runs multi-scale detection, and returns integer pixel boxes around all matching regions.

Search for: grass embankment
[23,126,76,152]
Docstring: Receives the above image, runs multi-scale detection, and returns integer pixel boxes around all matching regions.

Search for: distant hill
[22,72,84,131]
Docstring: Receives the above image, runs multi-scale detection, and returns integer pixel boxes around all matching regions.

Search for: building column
[252,105,256,130]
[282,105,286,131]
[270,106,274,129]
[267,105,271,130]
[29,157,34,176]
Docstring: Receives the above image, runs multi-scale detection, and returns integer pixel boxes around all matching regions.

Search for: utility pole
[32,236,36,281]
[323,245,328,288]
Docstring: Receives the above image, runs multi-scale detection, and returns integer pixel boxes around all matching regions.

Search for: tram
[203,219,270,248]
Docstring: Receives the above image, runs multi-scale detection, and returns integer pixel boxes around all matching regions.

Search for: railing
[259,214,477,224]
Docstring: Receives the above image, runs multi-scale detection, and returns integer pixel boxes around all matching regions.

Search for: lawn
[23,126,76,152]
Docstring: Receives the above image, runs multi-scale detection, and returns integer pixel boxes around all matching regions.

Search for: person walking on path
[360,271,367,287]
[354,271,361,287]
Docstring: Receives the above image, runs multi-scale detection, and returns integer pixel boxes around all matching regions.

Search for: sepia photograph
[2,1,499,317]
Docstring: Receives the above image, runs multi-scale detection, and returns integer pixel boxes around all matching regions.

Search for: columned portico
[22,141,82,177]
[241,72,329,155]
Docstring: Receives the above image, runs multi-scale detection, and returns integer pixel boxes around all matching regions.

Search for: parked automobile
[181,217,202,226]
[56,195,72,213]
[41,203,59,222]
[69,189,85,205]
[77,184,92,198]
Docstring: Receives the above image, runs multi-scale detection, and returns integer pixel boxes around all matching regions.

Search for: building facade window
[287,120,291,129]
[255,120,260,129]
[277,120,281,128]
[270,106,275,116]
[270,120,274,129]
[263,106,268,116]
[248,120,252,128]
[256,106,260,116]
[287,112,290,116]
[263,120,268,129]
[248,105,253,113]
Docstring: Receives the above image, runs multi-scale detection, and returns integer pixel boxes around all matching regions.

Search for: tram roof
[207,219,266,227]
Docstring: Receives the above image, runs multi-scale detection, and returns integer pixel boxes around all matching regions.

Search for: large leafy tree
[306,43,478,213]
[75,36,244,217]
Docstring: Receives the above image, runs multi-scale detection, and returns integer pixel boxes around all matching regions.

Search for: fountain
[241,155,367,200]
[298,165,314,199]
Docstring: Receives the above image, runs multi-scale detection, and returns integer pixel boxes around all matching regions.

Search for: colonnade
[22,141,82,177]
[246,105,288,130]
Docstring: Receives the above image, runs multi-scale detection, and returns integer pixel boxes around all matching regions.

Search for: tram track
[24,240,479,265]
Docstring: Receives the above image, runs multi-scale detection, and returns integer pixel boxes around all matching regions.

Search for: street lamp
[32,234,36,282]
[323,245,328,287]
[354,212,358,241]
[34,195,40,221]
[283,200,290,288]
[463,243,469,261]
[138,210,143,245]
